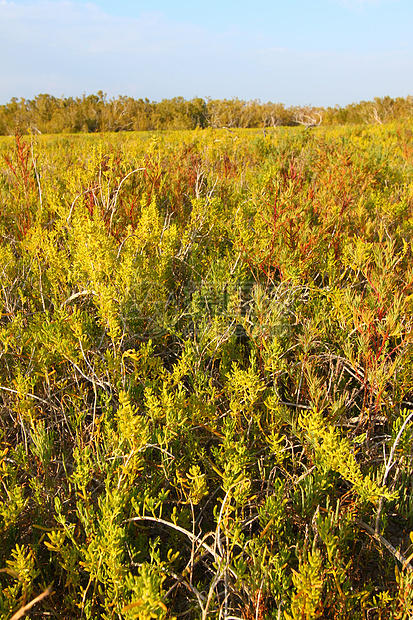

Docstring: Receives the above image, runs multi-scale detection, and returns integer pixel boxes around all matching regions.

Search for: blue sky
[0,0,412,106]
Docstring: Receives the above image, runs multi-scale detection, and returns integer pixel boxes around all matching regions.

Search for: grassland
[1,123,413,619]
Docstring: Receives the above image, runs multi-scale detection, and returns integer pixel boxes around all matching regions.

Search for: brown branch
[356,519,413,571]
[9,585,53,620]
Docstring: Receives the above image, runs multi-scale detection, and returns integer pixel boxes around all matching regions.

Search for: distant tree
[292,105,323,128]
[187,97,208,128]
[206,98,255,128]
[261,102,295,128]
[0,92,412,135]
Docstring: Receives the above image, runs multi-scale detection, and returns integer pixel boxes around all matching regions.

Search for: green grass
[0,122,413,619]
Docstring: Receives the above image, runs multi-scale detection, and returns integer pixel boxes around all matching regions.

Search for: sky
[0,0,412,107]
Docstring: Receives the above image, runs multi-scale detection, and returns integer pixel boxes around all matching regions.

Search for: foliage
[0,122,413,618]
[0,92,412,135]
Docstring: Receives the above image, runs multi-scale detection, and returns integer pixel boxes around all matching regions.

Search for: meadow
[0,122,413,619]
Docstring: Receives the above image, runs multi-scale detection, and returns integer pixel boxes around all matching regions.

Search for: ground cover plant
[0,121,413,618]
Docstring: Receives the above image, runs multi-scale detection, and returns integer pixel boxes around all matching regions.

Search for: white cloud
[0,0,411,106]
[0,1,229,100]
[0,1,210,55]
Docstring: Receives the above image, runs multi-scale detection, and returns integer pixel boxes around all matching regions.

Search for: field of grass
[1,123,413,619]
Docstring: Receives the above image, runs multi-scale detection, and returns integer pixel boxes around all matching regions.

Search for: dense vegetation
[0,92,412,135]
[1,121,413,619]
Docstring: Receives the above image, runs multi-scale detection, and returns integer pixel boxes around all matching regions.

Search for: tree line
[0,91,412,134]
